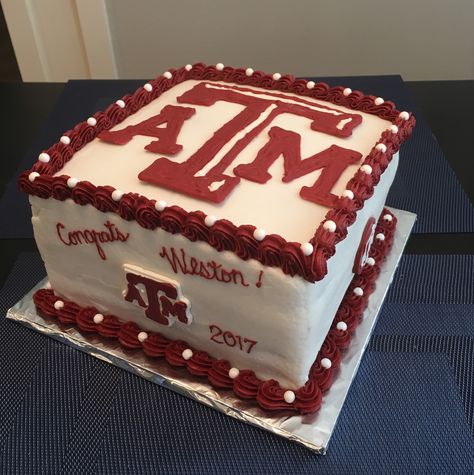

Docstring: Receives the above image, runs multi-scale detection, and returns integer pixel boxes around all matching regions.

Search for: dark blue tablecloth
[1,252,473,473]
[1,76,473,238]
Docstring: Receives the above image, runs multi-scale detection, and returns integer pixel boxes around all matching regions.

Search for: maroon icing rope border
[19,63,414,283]
[32,208,397,414]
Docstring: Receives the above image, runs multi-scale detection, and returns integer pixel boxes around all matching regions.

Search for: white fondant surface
[58,80,391,243]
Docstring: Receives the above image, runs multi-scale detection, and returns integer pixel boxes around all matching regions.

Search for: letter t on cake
[20,63,415,414]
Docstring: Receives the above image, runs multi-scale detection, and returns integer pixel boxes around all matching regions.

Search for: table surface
[0,79,473,471]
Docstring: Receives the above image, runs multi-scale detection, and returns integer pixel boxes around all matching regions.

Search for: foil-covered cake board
[7,207,416,454]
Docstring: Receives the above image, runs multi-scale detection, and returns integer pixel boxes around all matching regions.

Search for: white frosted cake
[20,63,414,413]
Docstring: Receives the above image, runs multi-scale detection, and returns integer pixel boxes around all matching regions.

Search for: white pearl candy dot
[300,242,314,256]
[185,64,192,71]
[272,72,281,81]
[54,300,64,310]
[253,228,266,241]
[216,63,224,71]
[28,172,39,182]
[353,287,364,297]
[376,233,385,241]
[284,390,296,403]
[138,332,148,342]
[204,215,217,227]
[390,125,399,133]
[343,87,352,96]
[245,68,254,77]
[182,349,193,360]
[366,257,376,266]
[111,189,124,201]
[383,214,393,222]
[116,99,125,108]
[155,200,167,212]
[60,136,70,145]
[38,152,50,163]
[376,143,387,153]
[399,111,410,120]
[229,367,240,379]
[87,117,97,126]
[93,313,104,324]
[67,177,78,188]
[323,220,337,232]
[342,189,354,199]
[306,81,315,89]
[143,83,153,92]
[163,71,172,79]
[321,358,332,369]
[337,321,348,331]
[374,97,384,105]
[360,164,373,175]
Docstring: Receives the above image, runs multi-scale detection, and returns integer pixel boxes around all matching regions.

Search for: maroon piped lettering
[56,221,129,260]
[159,246,251,287]
[209,324,258,353]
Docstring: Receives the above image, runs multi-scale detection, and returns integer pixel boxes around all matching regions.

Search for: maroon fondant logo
[123,265,192,326]
[99,82,363,207]
[353,217,376,274]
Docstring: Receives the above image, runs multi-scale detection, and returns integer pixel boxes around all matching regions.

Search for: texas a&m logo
[99,82,364,207]
[123,264,192,326]
[353,217,376,274]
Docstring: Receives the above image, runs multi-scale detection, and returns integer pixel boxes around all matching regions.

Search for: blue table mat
[0,76,473,238]
[1,252,473,473]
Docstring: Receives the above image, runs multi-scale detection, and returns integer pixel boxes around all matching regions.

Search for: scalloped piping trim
[32,208,396,414]
[19,63,413,283]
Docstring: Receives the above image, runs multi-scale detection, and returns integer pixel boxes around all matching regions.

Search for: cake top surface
[57,79,391,243]
[20,63,415,282]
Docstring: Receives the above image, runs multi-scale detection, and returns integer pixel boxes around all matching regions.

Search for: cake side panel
[29,195,329,389]
[28,151,399,390]
[299,151,400,373]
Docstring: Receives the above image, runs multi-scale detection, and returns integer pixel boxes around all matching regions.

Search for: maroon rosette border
[19,63,414,283]
[32,208,397,414]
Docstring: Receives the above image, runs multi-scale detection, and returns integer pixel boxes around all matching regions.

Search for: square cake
[20,63,414,413]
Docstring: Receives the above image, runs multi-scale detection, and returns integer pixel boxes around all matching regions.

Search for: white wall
[1,0,117,81]
[3,0,474,81]
[106,0,474,81]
